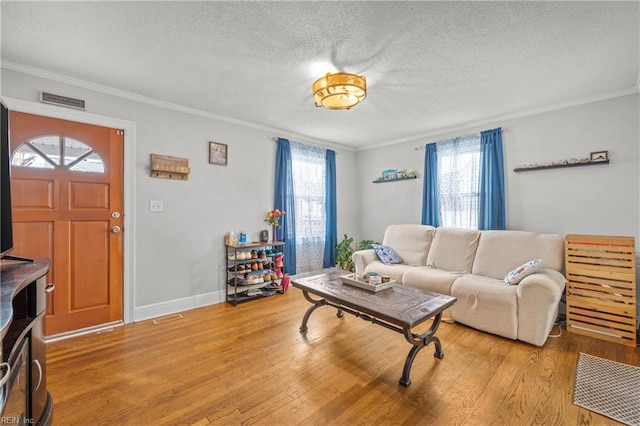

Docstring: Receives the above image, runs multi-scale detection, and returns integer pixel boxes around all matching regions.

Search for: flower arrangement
[265,209,286,228]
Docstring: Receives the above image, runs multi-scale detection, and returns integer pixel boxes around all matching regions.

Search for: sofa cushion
[364,261,414,284]
[426,227,480,274]
[505,259,542,285]
[472,230,564,279]
[372,244,403,265]
[402,267,464,295]
[450,274,518,340]
[382,224,435,267]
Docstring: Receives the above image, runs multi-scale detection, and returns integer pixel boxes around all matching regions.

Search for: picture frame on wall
[209,141,228,166]
[589,150,608,162]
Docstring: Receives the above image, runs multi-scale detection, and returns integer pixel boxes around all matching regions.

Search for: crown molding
[0,60,354,152]
[359,86,640,151]
[3,60,636,154]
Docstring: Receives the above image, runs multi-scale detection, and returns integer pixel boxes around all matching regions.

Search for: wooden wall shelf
[514,160,608,173]
[150,153,190,180]
[372,176,417,184]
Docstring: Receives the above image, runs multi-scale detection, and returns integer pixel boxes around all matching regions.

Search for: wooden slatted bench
[565,234,637,346]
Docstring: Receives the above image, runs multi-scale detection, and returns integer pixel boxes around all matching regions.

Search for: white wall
[1,69,360,321]
[356,94,640,248]
[4,67,638,326]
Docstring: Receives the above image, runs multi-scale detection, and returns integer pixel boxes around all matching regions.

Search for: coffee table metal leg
[300,290,329,333]
[399,312,445,386]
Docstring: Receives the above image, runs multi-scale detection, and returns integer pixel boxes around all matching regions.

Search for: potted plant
[336,234,378,272]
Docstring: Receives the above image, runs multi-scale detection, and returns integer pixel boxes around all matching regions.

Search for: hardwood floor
[46,287,639,425]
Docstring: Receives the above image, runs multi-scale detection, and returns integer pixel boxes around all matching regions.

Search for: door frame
[3,96,136,326]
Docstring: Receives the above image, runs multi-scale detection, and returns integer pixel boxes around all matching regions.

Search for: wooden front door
[9,112,124,336]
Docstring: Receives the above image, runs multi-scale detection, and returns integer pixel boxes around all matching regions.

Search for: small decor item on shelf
[382,169,399,180]
[590,150,608,162]
[225,230,238,246]
[373,169,417,183]
[265,209,285,241]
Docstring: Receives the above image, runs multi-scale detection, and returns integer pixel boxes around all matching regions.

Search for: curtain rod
[412,128,506,150]
[272,137,339,154]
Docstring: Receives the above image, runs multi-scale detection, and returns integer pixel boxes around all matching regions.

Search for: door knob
[111,226,122,234]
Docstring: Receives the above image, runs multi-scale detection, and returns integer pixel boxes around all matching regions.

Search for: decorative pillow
[372,244,403,265]
[505,259,543,285]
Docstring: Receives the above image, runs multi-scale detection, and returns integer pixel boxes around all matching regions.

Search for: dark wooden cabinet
[1,259,53,425]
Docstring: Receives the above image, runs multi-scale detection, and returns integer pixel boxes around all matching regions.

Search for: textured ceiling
[1,1,638,150]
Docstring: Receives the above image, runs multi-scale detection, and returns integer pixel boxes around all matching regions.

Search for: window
[290,141,326,272]
[422,128,505,230]
[436,134,481,228]
[274,137,337,275]
[11,136,105,173]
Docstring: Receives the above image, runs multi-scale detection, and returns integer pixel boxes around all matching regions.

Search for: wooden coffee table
[292,269,457,386]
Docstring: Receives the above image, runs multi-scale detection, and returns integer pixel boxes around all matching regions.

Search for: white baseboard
[133,291,225,322]
[46,321,124,342]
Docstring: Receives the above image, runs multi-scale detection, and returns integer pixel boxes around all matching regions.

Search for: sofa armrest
[352,249,377,274]
[516,269,567,345]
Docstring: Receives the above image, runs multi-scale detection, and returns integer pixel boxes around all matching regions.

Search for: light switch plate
[149,200,164,212]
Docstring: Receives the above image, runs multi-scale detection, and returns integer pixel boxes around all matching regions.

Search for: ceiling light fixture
[312,72,366,110]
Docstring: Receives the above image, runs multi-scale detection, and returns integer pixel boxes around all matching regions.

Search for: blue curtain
[274,138,297,274]
[421,142,440,226]
[478,128,506,230]
[323,150,337,268]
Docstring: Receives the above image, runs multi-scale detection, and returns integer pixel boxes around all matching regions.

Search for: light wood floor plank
[46,287,639,425]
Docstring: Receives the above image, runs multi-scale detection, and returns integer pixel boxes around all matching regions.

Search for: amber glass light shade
[312,72,367,110]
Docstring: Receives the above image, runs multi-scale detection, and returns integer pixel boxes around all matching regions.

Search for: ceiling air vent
[40,92,86,110]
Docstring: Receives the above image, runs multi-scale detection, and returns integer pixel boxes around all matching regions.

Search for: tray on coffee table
[339,273,394,292]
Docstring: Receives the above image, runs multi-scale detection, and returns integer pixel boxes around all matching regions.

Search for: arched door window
[11,135,105,173]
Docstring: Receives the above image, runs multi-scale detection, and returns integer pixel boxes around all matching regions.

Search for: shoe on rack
[237,252,246,260]
[246,288,262,296]
[251,250,258,259]
[281,274,290,291]
[258,250,266,259]
[266,282,282,290]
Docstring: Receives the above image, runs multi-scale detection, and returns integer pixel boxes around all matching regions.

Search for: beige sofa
[352,224,566,346]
